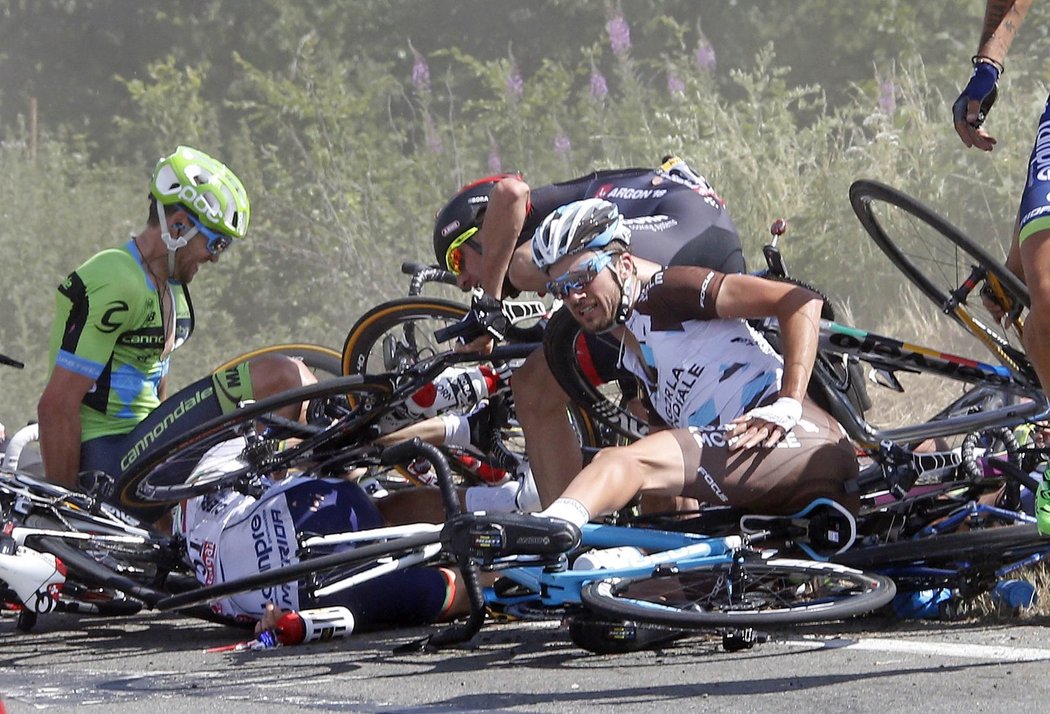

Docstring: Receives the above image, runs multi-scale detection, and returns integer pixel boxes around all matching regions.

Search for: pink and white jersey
[174,466,301,620]
[619,267,783,428]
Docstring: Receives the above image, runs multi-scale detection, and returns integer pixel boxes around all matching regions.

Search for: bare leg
[248,355,317,420]
[512,348,583,507]
[559,431,688,519]
[1020,230,1050,392]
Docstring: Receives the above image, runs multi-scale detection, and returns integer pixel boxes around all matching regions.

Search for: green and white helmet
[151,146,250,245]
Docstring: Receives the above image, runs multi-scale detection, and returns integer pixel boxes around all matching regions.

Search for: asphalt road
[3,608,1050,713]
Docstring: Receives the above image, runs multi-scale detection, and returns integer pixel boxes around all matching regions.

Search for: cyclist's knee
[249,355,316,399]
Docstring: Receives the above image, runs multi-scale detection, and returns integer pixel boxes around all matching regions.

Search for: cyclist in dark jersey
[431,157,745,505]
[37,146,313,519]
[528,199,858,534]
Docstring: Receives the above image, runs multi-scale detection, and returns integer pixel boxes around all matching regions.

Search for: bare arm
[37,366,95,490]
[976,0,1031,64]
[715,274,823,404]
[479,176,530,299]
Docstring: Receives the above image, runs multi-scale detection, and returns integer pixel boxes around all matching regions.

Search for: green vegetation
[2,0,1049,430]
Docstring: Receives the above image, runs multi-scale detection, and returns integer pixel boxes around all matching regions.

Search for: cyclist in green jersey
[37,146,313,516]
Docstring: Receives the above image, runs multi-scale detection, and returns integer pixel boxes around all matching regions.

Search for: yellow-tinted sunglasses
[444,227,480,274]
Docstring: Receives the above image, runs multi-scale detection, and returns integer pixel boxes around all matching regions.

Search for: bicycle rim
[341,297,469,376]
[581,557,895,627]
[849,179,1032,380]
[116,376,392,509]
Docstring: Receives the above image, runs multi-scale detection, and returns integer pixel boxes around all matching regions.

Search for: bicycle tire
[543,307,649,442]
[581,557,895,627]
[214,343,343,380]
[849,179,1034,382]
[341,297,472,376]
[115,375,393,509]
[832,522,1047,570]
[341,297,604,464]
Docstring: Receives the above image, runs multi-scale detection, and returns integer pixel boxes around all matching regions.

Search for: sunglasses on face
[187,212,235,256]
[546,252,616,299]
[444,227,481,275]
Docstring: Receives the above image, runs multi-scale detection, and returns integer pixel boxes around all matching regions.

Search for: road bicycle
[150,437,896,652]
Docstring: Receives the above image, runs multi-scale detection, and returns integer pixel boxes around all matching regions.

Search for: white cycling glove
[741,397,803,434]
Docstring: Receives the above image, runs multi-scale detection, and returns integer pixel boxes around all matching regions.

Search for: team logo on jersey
[594,184,668,201]
[97,300,129,333]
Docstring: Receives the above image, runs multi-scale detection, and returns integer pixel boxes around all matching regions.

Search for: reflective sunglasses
[187,212,235,256]
[444,227,481,274]
[545,251,616,299]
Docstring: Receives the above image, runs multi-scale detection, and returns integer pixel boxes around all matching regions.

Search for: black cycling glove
[434,292,511,343]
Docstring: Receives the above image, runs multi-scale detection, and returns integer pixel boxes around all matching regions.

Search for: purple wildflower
[590,70,609,101]
[505,61,524,99]
[606,12,631,57]
[667,70,685,96]
[411,51,430,93]
[879,80,896,116]
[695,43,716,72]
[554,134,571,156]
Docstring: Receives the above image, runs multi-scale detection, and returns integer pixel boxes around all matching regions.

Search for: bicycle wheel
[543,307,648,442]
[849,179,1033,382]
[342,298,470,376]
[581,557,895,627]
[116,376,393,509]
[214,343,342,380]
[342,297,603,474]
[832,522,1047,571]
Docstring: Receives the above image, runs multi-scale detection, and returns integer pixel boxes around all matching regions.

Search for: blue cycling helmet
[531,198,629,271]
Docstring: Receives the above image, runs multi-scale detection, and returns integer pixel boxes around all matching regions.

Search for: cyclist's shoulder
[73,244,150,295]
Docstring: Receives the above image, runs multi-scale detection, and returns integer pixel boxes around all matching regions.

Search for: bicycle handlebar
[401,261,458,296]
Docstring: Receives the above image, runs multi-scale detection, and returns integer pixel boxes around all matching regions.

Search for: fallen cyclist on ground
[174,456,474,632]
[515,198,859,542]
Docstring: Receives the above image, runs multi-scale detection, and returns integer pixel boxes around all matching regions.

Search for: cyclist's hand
[725,397,802,451]
[980,286,1008,323]
[454,333,494,355]
[953,61,1000,151]
[255,602,286,634]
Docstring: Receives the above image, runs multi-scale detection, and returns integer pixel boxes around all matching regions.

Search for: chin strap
[597,257,636,334]
[157,203,199,274]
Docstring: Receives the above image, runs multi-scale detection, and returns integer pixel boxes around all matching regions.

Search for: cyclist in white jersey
[527,200,859,530]
[175,448,469,629]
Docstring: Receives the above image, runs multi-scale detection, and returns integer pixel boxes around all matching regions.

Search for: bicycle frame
[487,524,744,610]
[810,319,1048,449]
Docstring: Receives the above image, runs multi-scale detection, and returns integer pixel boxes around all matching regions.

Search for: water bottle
[891,588,954,620]
[268,606,356,646]
[406,366,500,418]
[990,579,1037,611]
[572,546,645,571]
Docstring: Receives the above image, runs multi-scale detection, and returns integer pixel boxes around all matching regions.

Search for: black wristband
[971,54,1005,74]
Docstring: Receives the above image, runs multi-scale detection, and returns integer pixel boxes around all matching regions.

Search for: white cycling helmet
[532,198,630,271]
[0,545,66,614]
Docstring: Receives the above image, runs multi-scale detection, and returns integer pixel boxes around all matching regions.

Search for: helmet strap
[597,254,636,334]
[157,204,199,275]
